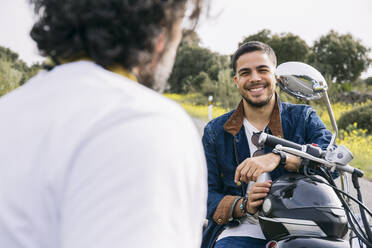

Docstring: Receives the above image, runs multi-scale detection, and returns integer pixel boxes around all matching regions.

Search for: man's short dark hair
[29,0,204,69]
[232,41,277,73]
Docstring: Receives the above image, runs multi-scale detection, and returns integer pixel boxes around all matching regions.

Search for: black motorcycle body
[274,237,349,248]
[259,173,350,247]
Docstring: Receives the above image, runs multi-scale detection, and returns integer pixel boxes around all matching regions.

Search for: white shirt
[217,118,269,241]
[0,61,207,248]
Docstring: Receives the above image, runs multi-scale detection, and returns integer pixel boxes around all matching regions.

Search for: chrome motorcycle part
[275,61,338,151]
[325,145,354,165]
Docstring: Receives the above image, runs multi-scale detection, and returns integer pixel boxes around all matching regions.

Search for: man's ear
[155,30,166,54]
[233,75,239,87]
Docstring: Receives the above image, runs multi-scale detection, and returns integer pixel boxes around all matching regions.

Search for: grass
[337,126,372,179]
[164,93,227,121]
[314,102,372,179]
[165,93,372,179]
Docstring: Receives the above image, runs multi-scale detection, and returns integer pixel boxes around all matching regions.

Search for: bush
[365,76,372,86]
[184,69,241,110]
[338,103,372,134]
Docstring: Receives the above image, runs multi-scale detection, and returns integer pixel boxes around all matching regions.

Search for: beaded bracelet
[239,196,248,214]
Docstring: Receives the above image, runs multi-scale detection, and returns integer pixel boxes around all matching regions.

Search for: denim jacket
[201,97,332,248]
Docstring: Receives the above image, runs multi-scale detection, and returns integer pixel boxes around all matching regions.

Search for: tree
[212,69,241,109]
[0,46,29,74]
[0,46,20,62]
[364,76,372,86]
[181,29,201,46]
[0,60,22,96]
[20,62,44,85]
[0,45,44,96]
[239,29,272,47]
[240,29,310,65]
[309,30,371,83]
[168,41,229,93]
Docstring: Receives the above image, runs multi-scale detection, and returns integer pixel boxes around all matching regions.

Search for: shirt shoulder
[280,102,317,121]
[19,61,191,130]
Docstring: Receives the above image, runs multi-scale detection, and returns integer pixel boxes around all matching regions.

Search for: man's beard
[137,36,179,93]
[240,83,274,108]
[242,94,273,108]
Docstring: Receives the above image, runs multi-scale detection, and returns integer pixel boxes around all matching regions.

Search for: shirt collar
[224,93,283,138]
[108,65,138,82]
[56,57,138,82]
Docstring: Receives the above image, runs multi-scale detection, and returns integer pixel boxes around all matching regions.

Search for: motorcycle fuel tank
[259,173,348,241]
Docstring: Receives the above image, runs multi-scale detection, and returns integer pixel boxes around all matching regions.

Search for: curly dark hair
[29,0,204,69]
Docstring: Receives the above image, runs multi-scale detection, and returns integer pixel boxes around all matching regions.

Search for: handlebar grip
[353,168,364,178]
[259,133,304,151]
[259,133,325,158]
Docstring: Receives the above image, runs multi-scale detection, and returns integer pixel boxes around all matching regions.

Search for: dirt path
[191,117,372,212]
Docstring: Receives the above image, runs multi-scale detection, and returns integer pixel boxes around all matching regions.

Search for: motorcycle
[257,62,372,248]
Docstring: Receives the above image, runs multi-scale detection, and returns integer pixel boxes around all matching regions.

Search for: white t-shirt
[217,118,270,241]
[0,61,207,248]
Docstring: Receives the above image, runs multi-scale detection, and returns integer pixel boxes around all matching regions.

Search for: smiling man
[0,1,207,248]
[201,41,333,248]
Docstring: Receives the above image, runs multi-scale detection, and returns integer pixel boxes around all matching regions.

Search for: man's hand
[246,181,272,214]
[234,153,280,183]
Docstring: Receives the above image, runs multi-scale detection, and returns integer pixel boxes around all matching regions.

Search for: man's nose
[249,70,261,82]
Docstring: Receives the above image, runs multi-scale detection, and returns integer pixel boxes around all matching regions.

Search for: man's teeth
[249,87,264,92]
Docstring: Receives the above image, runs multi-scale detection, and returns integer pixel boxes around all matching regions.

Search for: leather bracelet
[272,148,286,167]
[228,196,242,222]
[239,196,248,214]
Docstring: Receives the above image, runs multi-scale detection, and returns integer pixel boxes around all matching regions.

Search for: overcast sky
[1,0,371,77]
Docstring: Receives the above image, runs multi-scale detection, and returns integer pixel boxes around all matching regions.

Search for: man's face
[233,51,276,108]
[138,19,183,93]
[152,25,182,92]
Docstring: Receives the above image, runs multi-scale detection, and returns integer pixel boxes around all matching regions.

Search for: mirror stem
[322,90,338,151]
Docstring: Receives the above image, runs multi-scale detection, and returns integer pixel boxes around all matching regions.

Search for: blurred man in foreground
[0,0,207,247]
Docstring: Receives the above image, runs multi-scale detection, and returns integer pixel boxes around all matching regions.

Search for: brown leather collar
[223,94,283,138]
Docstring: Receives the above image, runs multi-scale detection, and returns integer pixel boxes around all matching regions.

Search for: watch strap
[272,148,286,167]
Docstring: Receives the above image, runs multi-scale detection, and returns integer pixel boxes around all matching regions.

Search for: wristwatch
[272,148,286,167]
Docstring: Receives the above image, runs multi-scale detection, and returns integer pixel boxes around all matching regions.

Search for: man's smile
[244,83,268,96]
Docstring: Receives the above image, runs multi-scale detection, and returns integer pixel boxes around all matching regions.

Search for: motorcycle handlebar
[258,133,363,177]
[258,133,325,158]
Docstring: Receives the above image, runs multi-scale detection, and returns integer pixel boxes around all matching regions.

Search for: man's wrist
[272,149,286,167]
[284,153,301,171]
[246,208,257,215]
[229,196,242,221]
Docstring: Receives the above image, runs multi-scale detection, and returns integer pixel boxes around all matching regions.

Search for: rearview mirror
[275,61,338,151]
[276,62,328,101]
